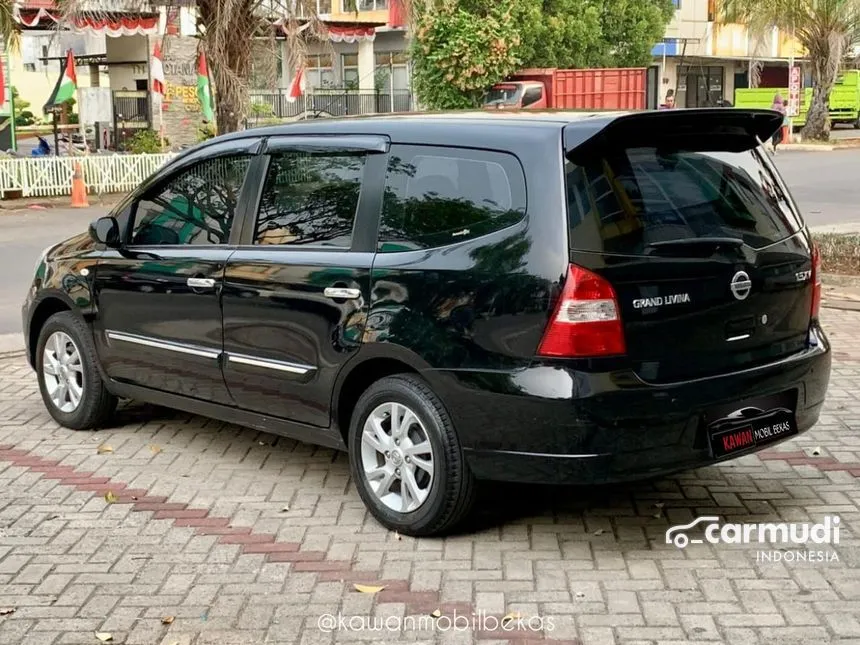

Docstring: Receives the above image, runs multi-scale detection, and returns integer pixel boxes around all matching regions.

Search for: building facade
[652,0,806,107]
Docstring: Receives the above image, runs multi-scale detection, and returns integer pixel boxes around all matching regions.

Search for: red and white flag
[151,42,165,96]
[286,67,306,103]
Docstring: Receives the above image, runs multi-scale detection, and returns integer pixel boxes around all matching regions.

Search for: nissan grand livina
[22,109,831,535]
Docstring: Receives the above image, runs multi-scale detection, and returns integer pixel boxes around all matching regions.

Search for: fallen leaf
[104,491,118,504]
[430,609,441,618]
[149,444,162,455]
[97,444,113,455]
[502,611,522,625]
[593,529,605,536]
[812,447,821,456]
[95,633,113,642]
[0,608,15,616]
[161,616,174,625]
[353,583,385,594]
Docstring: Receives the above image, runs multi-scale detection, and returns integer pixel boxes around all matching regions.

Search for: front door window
[130,155,251,246]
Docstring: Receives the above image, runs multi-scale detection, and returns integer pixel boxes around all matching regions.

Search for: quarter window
[129,155,250,246]
[253,151,366,247]
[378,145,526,252]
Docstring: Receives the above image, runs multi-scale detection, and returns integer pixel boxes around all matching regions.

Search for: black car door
[92,138,262,401]
[220,134,388,427]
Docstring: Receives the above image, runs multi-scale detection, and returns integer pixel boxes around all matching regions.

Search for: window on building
[254,151,367,247]
[378,145,527,252]
[130,155,251,246]
[306,54,334,89]
[375,51,409,94]
[342,53,359,88]
[343,0,388,10]
[296,0,332,17]
[678,66,725,107]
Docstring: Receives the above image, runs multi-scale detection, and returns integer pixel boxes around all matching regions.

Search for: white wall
[105,35,149,90]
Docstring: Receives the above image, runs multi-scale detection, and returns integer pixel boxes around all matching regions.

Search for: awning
[326,25,376,43]
[15,6,159,37]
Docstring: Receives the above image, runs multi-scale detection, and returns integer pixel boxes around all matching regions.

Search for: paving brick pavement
[0,309,858,645]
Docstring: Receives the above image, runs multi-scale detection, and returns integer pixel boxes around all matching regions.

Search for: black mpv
[22,110,831,536]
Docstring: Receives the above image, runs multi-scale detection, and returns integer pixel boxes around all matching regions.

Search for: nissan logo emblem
[730,271,752,301]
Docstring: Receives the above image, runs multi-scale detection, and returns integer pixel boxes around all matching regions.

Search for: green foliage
[127,129,167,154]
[197,123,217,142]
[411,3,526,109]
[11,87,39,126]
[411,0,675,109]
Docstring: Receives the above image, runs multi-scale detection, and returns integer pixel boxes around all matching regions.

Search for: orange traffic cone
[70,162,89,208]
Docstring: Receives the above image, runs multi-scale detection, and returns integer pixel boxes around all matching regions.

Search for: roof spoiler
[564,109,784,158]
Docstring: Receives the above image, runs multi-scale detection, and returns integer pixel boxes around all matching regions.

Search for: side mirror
[89,216,121,248]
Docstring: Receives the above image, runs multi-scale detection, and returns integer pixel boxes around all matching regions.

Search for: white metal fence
[0,154,178,198]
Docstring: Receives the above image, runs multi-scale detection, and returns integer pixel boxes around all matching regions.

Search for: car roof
[188,110,631,154]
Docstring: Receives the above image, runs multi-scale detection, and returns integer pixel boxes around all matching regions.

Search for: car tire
[35,311,117,430]
[348,374,476,537]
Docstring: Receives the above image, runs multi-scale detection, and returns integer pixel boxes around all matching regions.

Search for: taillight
[537,264,626,358]
[811,242,822,320]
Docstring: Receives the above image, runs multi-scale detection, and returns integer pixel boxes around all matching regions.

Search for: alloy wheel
[360,401,435,513]
[42,331,85,414]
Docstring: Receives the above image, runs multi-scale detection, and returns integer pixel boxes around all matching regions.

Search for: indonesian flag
[151,42,165,96]
[286,67,306,103]
[44,49,77,112]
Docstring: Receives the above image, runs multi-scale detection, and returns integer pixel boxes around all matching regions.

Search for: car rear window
[565,145,804,255]
[378,144,526,252]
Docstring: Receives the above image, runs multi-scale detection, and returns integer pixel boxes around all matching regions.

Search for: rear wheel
[348,374,476,536]
[36,312,117,430]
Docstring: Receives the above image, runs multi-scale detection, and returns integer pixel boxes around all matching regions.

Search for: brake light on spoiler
[537,264,626,358]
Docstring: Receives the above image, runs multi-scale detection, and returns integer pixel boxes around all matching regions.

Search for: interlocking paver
[0,308,858,643]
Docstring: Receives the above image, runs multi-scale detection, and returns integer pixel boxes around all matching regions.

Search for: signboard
[788,65,801,117]
[78,87,113,124]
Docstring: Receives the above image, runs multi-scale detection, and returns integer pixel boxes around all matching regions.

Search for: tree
[410,3,527,109]
[0,0,16,48]
[11,87,38,126]
[721,0,860,141]
[411,0,674,109]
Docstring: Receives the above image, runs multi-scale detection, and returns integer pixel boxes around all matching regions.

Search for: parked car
[22,109,831,536]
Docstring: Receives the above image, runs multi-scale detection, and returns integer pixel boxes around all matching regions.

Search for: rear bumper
[427,324,831,485]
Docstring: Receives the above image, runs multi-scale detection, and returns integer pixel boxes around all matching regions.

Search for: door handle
[187,277,216,289]
[324,287,361,300]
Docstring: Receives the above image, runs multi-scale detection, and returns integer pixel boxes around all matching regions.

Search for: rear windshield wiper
[647,237,744,250]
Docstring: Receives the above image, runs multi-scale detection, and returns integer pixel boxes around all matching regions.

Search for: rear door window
[378,145,526,252]
[566,146,803,255]
[254,151,366,247]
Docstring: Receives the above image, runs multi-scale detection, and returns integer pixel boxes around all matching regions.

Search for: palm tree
[0,0,18,47]
[721,0,860,141]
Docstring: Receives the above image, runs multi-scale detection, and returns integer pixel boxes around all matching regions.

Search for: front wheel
[348,374,476,537]
[36,311,117,430]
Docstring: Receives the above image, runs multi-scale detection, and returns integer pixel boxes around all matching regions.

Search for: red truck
[483,67,648,111]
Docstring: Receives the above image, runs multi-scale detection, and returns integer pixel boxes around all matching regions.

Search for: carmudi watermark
[666,515,841,563]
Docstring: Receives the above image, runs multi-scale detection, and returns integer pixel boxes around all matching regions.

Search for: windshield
[485,85,521,106]
[566,145,804,255]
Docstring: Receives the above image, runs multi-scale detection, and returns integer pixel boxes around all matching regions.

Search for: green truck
[733,69,860,128]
